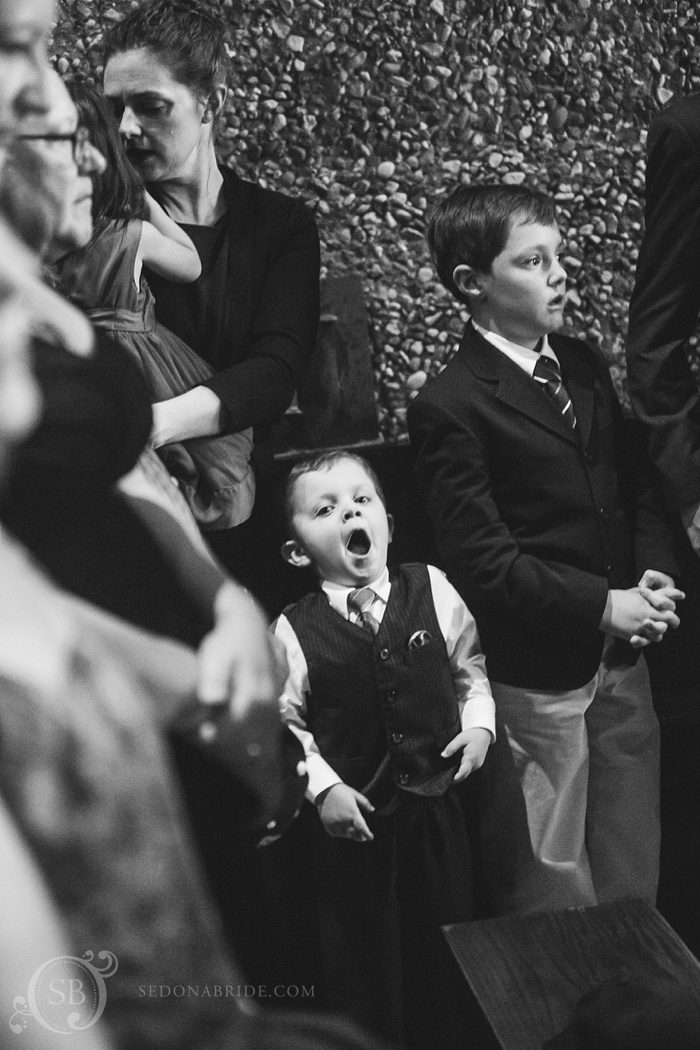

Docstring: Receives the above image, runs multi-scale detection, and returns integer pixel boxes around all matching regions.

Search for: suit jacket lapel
[460,324,579,445]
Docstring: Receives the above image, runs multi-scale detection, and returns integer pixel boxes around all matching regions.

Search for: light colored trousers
[481,640,660,914]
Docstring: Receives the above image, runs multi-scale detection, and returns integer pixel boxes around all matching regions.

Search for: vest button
[379,648,390,660]
[391,730,404,745]
[386,688,397,703]
[398,772,409,786]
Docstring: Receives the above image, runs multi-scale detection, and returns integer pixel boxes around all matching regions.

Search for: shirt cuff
[459,678,496,741]
[304,752,344,804]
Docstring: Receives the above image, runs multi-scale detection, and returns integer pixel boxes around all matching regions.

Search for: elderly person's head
[0,0,59,475]
[0,0,54,165]
[102,0,228,185]
[0,71,102,364]
[1,71,105,259]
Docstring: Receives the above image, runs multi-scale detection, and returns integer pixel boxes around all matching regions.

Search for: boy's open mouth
[346,528,371,556]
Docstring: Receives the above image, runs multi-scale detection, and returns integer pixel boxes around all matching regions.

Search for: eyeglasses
[16,126,93,171]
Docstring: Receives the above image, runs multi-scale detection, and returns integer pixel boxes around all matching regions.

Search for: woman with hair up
[102,0,321,581]
[58,82,255,531]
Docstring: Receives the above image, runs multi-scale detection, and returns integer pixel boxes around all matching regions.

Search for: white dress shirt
[274,565,495,802]
[471,318,560,378]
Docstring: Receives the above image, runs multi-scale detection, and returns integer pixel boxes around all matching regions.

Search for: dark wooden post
[272,275,380,453]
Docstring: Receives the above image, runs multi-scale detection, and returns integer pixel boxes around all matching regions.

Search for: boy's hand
[637,570,685,613]
[316,783,375,842]
[637,569,678,593]
[600,587,681,648]
[442,727,491,782]
[634,571,685,647]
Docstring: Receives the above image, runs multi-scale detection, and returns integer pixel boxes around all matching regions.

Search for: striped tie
[533,354,577,430]
[347,587,381,635]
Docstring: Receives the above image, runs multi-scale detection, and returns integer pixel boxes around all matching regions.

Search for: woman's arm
[146,189,320,443]
[150,200,320,443]
[204,196,321,432]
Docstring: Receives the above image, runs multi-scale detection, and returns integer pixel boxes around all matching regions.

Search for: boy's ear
[387,513,394,543]
[281,539,312,569]
[453,263,485,300]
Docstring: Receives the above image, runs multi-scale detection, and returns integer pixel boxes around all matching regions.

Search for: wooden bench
[443,897,700,1050]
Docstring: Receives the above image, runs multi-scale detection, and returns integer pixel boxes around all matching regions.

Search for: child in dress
[57,82,254,530]
[274,450,495,1049]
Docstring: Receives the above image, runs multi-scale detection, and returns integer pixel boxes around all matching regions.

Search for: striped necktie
[347,587,381,635]
[533,353,577,430]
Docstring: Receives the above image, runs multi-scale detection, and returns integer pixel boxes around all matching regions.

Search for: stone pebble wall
[53,0,700,441]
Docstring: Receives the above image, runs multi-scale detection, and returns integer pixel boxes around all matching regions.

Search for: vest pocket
[402,636,441,665]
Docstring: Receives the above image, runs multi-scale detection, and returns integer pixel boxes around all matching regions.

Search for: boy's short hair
[427,183,557,305]
[284,451,387,533]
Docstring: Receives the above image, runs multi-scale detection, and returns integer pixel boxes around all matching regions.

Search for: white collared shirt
[321,566,391,625]
[274,565,495,802]
[471,318,559,378]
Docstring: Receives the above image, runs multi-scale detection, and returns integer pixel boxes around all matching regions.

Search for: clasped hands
[601,569,684,649]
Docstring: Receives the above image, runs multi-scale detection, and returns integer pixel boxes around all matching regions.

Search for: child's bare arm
[139,192,202,282]
[442,727,491,782]
[150,387,223,447]
[315,783,375,842]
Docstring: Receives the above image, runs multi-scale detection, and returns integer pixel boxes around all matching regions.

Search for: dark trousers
[313,790,474,1050]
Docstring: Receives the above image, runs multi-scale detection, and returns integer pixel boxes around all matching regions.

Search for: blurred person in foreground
[0,69,317,986]
[0,282,114,1050]
[1,68,296,828]
[0,50,385,1050]
[0,0,94,360]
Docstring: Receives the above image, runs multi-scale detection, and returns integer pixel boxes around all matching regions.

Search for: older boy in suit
[408,184,683,914]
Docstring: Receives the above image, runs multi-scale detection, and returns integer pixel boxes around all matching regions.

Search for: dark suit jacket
[627,92,700,513]
[146,168,321,438]
[408,324,678,690]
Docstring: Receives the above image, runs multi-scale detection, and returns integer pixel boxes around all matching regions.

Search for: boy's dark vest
[284,563,462,808]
